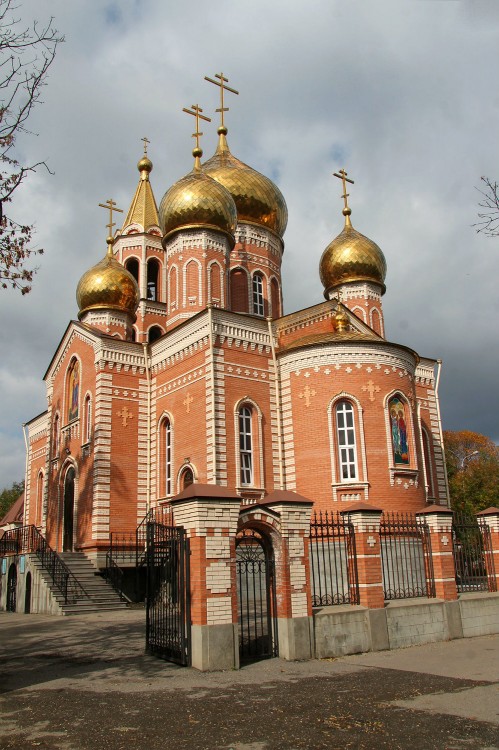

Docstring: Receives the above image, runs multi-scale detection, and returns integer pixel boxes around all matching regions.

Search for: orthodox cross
[98,198,123,238]
[333,168,354,213]
[299,385,316,407]
[362,380,380,402]
[117,406,133,427]
[183,393,194,413]
[182,104,211,151]
[141,136,150,155]
[204,72,239,129]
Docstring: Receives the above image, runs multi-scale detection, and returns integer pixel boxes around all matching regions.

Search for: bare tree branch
[474,176,499,237]
[0,0,63,293]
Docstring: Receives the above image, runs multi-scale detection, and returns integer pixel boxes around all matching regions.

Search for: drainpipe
[435,359,450,506]
[22,422,29,526]
[267,317,285,490]
[142,343,152,513]
[208,305,217,483]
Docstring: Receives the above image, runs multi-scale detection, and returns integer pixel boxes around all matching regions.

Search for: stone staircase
[36,551,128,615]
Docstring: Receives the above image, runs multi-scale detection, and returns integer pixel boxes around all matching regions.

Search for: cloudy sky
[0,0,498,488]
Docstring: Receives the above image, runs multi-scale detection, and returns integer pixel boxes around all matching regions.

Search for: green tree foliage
[444,430,499,514]
[0,0,62,293]
[0,479,24,519]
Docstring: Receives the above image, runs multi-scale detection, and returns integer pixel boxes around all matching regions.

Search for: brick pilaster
[416,505,457,601]
[341,504,384,609]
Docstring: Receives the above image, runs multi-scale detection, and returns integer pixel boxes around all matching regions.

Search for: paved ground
[0,609,498,749]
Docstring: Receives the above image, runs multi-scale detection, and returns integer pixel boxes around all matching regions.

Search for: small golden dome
[138,155,153,177]
[333,304,350,333]
[320,212,387,296]
[77,244,139,319]
[159,154,237,244]
[202,127,288,239]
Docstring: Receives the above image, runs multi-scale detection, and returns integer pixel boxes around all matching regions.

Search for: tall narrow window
[53,414,60,457]
[336,401,358,481]
[165,419,172,496]
[252,273,264,316]
[389,395,410,465]
[36,471,44,527]
[181,467,193,490]
[239,406,253,485]
[230,268,249,313]
[147,258,160,301]
[84,395,92,443]
[125,258,139,284]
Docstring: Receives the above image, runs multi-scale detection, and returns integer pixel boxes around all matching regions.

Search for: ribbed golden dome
[77,245,139,319]
[202,127,288,239]
[159,154,237,244]
[320,211,387,296]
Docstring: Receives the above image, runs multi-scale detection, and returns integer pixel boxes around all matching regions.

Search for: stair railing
[0,525,89,605]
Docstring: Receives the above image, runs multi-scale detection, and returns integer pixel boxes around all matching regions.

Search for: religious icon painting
[68,360,80,423]
[389,395,409,465]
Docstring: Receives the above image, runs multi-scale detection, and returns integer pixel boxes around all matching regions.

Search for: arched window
[230,268,249,313]
[270,277,280,319]
[252,273,264,316]
[148,325,163,343]
[52,414,60,457]
[36,471,44,527]
[125,258,139,284]
[169,265,178,312]
[371,308,382,336]
[147,258,160,301]
[421,427,435,497]
[239,406,253,485]
[131,327,137,342]
[181,467,194,490]
[335,401,358,481]
[209,262,223,307]
[84,394,92,443]
[67,359,80,422]
[164,419,172,496]
[388,395,410,465]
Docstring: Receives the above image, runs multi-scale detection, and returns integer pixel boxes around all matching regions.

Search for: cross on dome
[183,103,211,156]
[204,72,239,130]
[98,198,123,250]
[333,168,355,217]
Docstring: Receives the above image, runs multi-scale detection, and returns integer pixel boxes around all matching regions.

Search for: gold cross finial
[183,104,211,154]
[204,72,239,129]
[333,168,355,216]
[98,199,123,246]
[141,136,150,155]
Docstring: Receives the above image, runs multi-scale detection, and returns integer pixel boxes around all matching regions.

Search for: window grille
[252,274,264,316]
[239,406,253,485]
[336,401,358,480]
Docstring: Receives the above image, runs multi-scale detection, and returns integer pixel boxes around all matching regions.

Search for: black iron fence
[0,525,88,604]
[379,513,435,600]
[309,511,359,606]
[452,512,496,593]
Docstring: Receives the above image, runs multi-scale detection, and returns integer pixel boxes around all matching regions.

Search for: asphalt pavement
[0,608,498,749]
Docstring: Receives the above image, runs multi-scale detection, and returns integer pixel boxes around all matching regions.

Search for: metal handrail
[0,525,89,604]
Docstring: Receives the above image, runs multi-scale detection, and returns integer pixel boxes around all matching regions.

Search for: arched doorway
[6,563,17,612]
[236,528,278,663]
[24,572,32,614]
[180,467,194,490]
[63,467,76,552]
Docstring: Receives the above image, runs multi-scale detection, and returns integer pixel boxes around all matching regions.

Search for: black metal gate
[452,512,496,593]
[145,522,191,665]
[236,528,278,663]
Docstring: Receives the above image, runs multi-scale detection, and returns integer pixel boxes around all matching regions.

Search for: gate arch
[236,527,278,663]
[63,466,76,552]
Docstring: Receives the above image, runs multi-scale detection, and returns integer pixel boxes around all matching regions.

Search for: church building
[21,82,448,571]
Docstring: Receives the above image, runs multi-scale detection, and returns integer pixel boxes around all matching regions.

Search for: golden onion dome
[159,148,237,245]
[77,241,139,319]
[137,155,153,176]
[202,126,288,239]
[319,208,387,296]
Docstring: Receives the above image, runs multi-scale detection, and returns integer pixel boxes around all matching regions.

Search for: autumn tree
[443,430,499,514]
[0,479,23,519]
[0,0,62,294]
[475,176,499,237]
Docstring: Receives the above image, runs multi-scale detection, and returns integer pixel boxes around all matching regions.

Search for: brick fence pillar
[416,505,457,601]
[341,503,384,609]
[170,484,241,671]
[260,490,314,660]
[477,507,499,593]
